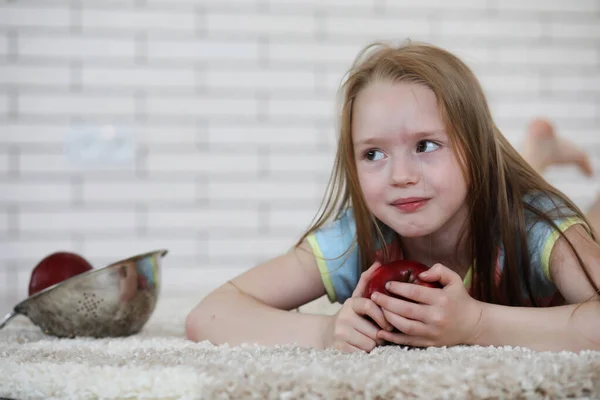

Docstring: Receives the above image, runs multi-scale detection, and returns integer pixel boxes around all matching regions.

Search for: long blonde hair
[297,41,598,306]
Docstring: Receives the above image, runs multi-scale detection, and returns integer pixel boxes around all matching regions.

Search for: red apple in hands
[28,252,94,296]
[363,260,442,301]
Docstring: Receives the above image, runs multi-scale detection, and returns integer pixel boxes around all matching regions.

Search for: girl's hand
[370,263,484,347]
[322,261,395,353]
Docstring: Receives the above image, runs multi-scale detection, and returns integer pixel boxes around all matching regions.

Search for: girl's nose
[389,154,420,187]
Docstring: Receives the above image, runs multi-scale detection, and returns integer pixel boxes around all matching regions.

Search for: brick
[491,100,597,120]
[19,94,135,117]
[440,19,543,39]
[0,238,75,261]
[205,68,316,91]
[267,97,335,119]
[145,152,260,174]
[493,46,597,66]
[208,123,322,146]
[82,237,197,259]
[146,96,258,118]
[268,152,335,173]
[82,181,196,203]
[493,0,599,12]
[433,42,494,66]
[208,180,321,202]
[12,272,31,307]
[149,0,256,5]
[321,69,347,94]
[0,64,70,86]
[0,122,68,144]
[386,0,488,10]
[147,208,260,230]
[548,21,600,40]
[139,125,199,145]
[82,9,195,32]
[0,93,7,116]
[0,182,71,203]
[0,267,12,314]
[206,13,316,36]
[147,38,259,62]
[19,152,136,174]
[84,0,136,5]
[0,6,70,28]
[0,209,8,235]
[269,42,363,66]
[161,266,247,294]
[551,182,600,203]
[0,34,7,56]
[268,207,321,231]
[549,74,600,92]
[561,129,600,144]
[82,66,196,89]
[268,0,376,12]
[478,73,542,94]
[19,34,136,59]
[19,210,137,233]
[208,236,295,259]
[325,16,432,39]
[0,150,10,176]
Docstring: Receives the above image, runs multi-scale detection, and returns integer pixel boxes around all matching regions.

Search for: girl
[186,41,600,353]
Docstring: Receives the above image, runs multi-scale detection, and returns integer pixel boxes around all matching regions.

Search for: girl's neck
[400,205,471,278]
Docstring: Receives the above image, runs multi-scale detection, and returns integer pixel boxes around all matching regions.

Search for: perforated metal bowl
[0,249,167,338]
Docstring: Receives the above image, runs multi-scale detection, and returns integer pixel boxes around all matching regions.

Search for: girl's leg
[521,118,600,236]
[521,118,594,176]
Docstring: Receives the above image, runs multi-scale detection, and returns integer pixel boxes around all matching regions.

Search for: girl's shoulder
[512,190,589,304]
[522,190,579,221]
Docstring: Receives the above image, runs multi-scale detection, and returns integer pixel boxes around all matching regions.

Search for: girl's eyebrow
[354,130,445,146]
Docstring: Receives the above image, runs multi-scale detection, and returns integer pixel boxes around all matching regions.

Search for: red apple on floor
[363,260,442,301]
[28,252,94,296]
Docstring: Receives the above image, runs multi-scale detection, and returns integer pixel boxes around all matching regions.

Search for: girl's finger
[377,330,430,348]
[343,328,378,352]
[352,260,382,298]
[419,263,460,287]
[352,297,394,332]
[354,319,387,347]
[338,342,367,353]
[371,292,428,321]
[381,308,429,337]
[384,281,439,305]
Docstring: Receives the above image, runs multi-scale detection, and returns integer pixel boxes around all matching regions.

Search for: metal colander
[0,249,167,338]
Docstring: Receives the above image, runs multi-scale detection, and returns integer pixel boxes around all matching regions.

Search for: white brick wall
[1,0,599,316]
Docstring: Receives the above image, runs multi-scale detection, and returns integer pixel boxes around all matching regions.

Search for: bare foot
[522,118,594,176]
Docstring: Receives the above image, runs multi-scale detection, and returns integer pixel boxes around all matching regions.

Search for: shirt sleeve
[306,209,360,304]
[524,192,590,288]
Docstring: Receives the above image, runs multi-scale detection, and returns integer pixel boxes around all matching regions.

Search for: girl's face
[352,81,469,238]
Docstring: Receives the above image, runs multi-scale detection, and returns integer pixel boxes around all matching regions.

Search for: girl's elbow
[185,306,207,342]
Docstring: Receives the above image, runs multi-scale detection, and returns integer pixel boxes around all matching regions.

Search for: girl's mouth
[391,198,430,213]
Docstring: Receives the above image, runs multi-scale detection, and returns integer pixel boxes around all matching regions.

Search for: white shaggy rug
[1,296,600,400]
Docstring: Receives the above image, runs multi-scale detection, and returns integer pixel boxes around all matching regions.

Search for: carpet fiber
[1,297,600,399]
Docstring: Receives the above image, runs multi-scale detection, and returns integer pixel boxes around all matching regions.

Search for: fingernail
[385,282,391,290]
[419,271,428,278]
[371,293,378,301]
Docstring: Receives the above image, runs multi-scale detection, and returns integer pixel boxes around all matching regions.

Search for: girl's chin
[390,225,434,238]
[396,230,432,238]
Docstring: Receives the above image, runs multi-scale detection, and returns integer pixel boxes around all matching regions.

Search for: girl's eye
[365,149,385,161]
[416,140,440,153]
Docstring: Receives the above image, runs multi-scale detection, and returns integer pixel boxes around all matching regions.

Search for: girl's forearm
[471,300,600,351]
[185,288,331,349]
